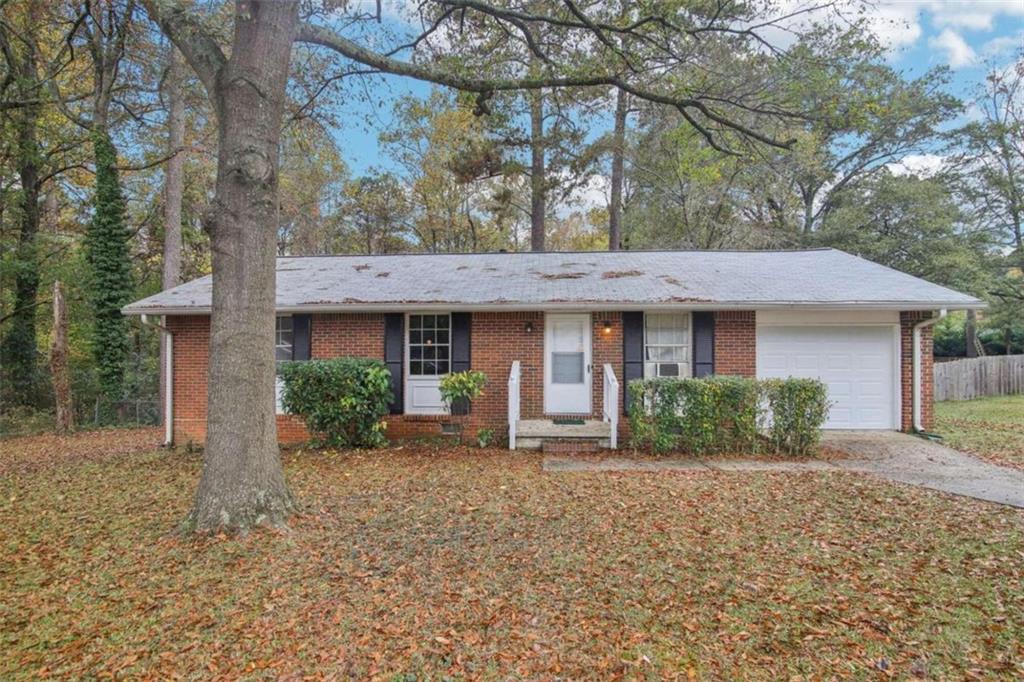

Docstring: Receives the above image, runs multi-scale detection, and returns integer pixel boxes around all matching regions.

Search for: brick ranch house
[122,249,983,449]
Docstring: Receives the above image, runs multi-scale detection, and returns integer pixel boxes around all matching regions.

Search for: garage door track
[825,431,1024,508]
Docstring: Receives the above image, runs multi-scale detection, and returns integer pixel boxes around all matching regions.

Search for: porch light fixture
[524,321,535,333]
[601,320,613,335]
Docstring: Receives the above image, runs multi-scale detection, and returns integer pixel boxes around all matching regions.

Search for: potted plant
[439,370,487,443]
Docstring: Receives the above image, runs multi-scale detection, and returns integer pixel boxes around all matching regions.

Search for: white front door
[544,313,592,414]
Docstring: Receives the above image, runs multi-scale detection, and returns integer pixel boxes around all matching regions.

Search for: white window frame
[643,312,692,379]
[275,315,293,414]
[404,312,452,415]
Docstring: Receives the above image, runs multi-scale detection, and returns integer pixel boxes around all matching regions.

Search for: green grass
[936,394,1024,470]
[1,429,1022,679]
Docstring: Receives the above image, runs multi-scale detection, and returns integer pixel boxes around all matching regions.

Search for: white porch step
[514,419,612,450]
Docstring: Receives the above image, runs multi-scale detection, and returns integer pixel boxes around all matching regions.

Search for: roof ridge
[277,248,836,258]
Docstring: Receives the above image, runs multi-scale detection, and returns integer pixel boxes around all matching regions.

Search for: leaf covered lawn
[936,395,1024,471]
[1,430,1022,679]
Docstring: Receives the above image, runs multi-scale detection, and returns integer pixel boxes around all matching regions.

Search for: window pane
[410,346,422,360]
[424,360,436,375]
[275,345,292,362]
[552,352,584,384]
[436,361,449,375]
[436,329,449,345]
[410,315,423,330]
[410,360,422,375]
[423,316,435,329]
[437,315,449,329]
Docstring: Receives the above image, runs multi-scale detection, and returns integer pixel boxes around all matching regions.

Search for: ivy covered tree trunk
[185,0,299,531]
[84,130,133,404]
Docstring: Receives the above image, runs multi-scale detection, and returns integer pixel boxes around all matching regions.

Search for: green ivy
[84,130,133,402]
[279,358,393,448]
[628,376,829,456]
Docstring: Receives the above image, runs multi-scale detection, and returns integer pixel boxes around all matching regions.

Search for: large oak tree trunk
[529,89,546,252]
[187,0,299,531]
[49,281,73,433]
[608,88,628,251]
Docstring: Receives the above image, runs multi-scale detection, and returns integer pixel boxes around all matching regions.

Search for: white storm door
[544,313,592,414]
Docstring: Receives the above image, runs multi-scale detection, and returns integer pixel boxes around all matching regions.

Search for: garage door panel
[757,325,896,430]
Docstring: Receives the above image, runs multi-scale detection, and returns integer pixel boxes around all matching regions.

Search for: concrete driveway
[825,431,1024,509]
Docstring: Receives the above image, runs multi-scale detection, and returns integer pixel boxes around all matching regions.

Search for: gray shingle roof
[122,248,983,315]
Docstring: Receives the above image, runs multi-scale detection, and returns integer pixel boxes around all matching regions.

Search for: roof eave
[122,299,987,316]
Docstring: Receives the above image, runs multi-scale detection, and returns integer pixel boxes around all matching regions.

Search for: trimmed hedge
[628,376,829,456]
[279,358,392,448]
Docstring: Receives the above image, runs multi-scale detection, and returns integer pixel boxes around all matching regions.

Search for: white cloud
[982,31,1024,58]
[923,0,1024,31]
[929,28,978,67]
[888,153,947,177]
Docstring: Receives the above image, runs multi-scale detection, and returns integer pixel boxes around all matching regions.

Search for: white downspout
[141,314,173,446]
[912,309,946,433]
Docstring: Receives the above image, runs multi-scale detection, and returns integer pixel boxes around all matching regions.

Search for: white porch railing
[508,360,521,450]
[602,363,619,449]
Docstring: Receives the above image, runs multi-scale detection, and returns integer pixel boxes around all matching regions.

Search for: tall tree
[0,4,44,405]
[607,88,629,251]
[775,30,961,239]
[145,0,859,532]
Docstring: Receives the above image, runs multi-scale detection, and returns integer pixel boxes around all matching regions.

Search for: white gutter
[141,314,173,446]
[123,300,988,316]
[912,309,946,433]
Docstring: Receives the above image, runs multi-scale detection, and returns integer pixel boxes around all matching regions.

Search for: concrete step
[514,419,613,451]
[516,419,611,439]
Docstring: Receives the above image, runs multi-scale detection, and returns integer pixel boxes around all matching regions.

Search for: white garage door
[757,326,897,430]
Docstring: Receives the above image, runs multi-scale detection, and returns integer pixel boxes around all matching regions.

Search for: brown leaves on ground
[1,433,1023,679]
[0,427,161,475]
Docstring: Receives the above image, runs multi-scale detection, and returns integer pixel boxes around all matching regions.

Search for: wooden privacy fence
[934,355,1024,401]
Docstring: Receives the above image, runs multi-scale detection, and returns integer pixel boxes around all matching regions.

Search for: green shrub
[438,370,487,415]
[476,428,495,448]
[628,376,829,456]
[279,358,392,448]
[762,378,830,456]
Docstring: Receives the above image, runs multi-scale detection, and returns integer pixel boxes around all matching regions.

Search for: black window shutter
[449,312,472,415]
[384,313,404,415]
[622,311,644,414]
[692,311,715,377]
[292,314,312,361]
[451,313,471,373]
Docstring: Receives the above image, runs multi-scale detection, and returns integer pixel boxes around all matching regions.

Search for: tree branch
[139,0,226,99]
[295,22,796,151]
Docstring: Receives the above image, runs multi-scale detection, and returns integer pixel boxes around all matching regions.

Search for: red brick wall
[465,312,544,430]
[168,309,812,447]
[168,315,209,446]
[900,311,935,432]
[713,311,756,376]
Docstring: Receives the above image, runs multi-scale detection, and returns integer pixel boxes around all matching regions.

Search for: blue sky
[335,1,1024,179]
